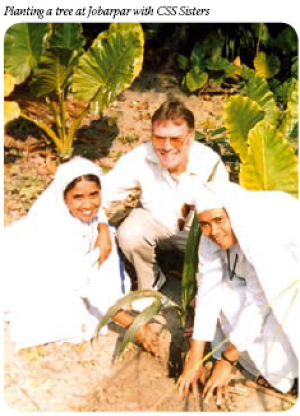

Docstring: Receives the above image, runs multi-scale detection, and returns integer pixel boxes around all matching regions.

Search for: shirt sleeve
[229,261,269,352]
[101,151,140,209]
[193,237,223,342]
[97,206,108,224]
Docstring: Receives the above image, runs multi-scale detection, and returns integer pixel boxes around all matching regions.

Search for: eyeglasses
[152,133,189,148]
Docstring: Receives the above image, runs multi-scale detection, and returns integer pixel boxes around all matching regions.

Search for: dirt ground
[3,73,297,412]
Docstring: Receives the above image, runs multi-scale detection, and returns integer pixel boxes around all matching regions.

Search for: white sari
[4,157,124,349]
[193,182,298,392]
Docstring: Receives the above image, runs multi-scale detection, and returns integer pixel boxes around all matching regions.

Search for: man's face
[152,119,193,174]
[198,208,237,250]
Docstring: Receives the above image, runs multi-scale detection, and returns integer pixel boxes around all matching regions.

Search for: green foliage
[72,24,143,112]
[181,214,201,327]
[254,52,280,79]
[4,23,48,84]
[95,290,180,357]
[224,95,264,161]
[240,120,298,196]
[4,23,144,160]
[178,40,239,93]
[4,74,20,124]
[224,69,298,196]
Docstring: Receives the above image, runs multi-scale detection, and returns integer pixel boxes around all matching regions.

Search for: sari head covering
[4,157,122,349]
[194,181,299,359]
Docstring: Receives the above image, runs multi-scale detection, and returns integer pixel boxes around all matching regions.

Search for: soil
[3,72,297,412]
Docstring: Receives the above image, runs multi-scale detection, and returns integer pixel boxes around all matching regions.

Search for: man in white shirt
[102,100,228,290]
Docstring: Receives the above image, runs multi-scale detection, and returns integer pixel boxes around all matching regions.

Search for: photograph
[1,3,299,412]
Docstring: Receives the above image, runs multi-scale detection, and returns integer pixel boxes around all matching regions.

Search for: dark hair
[63,174,101,198]
[151,100,195,130]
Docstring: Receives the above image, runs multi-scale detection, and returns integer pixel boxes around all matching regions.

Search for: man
[102,100,228,290]
[177,181,298,406]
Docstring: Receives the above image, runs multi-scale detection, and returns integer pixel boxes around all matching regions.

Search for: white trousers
[117,208,189,290]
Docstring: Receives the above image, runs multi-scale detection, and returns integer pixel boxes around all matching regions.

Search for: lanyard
[226,249,239,281]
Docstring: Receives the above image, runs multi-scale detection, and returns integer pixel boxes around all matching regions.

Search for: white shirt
[102,141,228,232]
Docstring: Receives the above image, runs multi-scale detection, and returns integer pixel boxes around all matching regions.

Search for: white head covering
[4,157,121,348]
[194,183,224,214]
[28,156,103,226]
[195,181,299,358]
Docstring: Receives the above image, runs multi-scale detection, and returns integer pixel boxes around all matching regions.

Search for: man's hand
[135,324,159,356]
[94,223,112,266]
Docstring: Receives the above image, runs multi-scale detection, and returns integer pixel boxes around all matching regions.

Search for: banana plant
[224,66,298,196]
[4,23,144,160]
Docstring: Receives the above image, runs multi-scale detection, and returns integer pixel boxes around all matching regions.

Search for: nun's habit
[4,157,125,349]
[192,182,298,393]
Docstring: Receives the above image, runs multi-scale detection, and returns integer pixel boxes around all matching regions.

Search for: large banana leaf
[240,120,298,196]
[29,48,76,97]
[254,52,280,79]
[224,95,264,161]
[241,65,278,125]
[4,23,48,84]
[72,24,144,112]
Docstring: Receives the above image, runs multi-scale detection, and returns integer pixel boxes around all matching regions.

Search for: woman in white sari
[4,157,157,353]
[178,181,298,403]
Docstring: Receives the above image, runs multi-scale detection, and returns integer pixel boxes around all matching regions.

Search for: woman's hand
[94,223,112,266]
[177,340,206,399]
[135,324,159,356]
[202,359,232,408]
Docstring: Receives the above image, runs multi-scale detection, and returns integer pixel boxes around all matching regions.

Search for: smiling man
[102,100,228,290]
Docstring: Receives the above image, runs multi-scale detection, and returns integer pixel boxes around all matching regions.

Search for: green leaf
[205,56,237,76]
[254,52,280,79]
[279,79,298,141]
[72,24,144,112]
[186,70,208,92]
[240,120,298,197]
[181,214,201,322]
[224,95,264,161]
[95,290,179,336]
[117,300,163,356]
[30,48,75,97]
[47,23,85,51]
[241,66,278,125]
[177,55,189,71]
[4,23,48,84]
[190,41,205,68]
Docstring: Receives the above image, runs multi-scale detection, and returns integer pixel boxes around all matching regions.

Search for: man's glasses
[152,133,189,148]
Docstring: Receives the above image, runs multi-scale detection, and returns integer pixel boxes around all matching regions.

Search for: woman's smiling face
[64,179,101,222]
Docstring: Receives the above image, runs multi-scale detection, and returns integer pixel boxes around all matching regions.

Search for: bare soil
[3,73,297,412]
